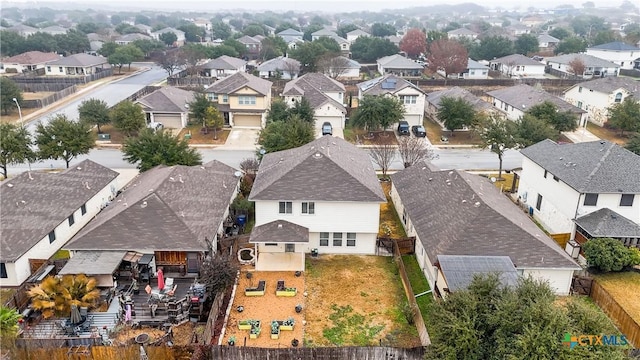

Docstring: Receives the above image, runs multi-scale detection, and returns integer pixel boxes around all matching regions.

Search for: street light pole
[12,97,23,128]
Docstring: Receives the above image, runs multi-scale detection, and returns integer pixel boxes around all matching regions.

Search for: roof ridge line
[582,142,614,191]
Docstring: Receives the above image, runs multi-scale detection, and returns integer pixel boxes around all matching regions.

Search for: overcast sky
[3,0,626,12]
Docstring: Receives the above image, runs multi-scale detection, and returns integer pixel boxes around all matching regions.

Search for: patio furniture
[245,280,266,296]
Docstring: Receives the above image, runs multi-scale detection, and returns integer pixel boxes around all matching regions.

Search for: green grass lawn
[402,255,432,324]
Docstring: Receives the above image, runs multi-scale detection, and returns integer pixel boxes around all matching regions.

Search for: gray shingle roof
[347,29,369,36]
[569,77,640,100]
[520,139,640,193]
[538,34,560,43]
[116,33,151,42]
[312,29,338,37]
[257,56,301,73]
[0,160,119,262]
[249,220,309,243]
[391,163,579,269]
[447,28,477,36]
[3,51,60,65]
[201,55,246,70]
[466,58,488,69]
[575,208,640,238]
[588,41,640,51]
[136,86,195,113]
[237,35,260,45]
[357,74,425,96]
[282,73,346,112]
[490,53,544,66]
[487,84,586,114]
[47,53,108,67]
[545,54,619,68]
[377,54,424,70]
[249,136,386,202]
[65,161,239,252]
[427,86,494,113]
[277,28,303,36]
[437,255,519,292]
[206,72,272,96]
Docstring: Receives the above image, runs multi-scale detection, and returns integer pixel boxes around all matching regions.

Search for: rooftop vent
[278,223,283,229]
[7,183,13,188]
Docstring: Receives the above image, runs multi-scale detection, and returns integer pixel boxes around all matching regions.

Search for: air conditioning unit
[565,240,581,259]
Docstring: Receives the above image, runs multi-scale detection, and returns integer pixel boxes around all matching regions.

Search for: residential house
[346,29,369,44]
[86,33,108,42]
[436,255,520,294]
[39,25,67,35]
[115,33,151,45]
[282,73,346,135]
[487,84,587,126]
[357,74,427,126]
[201,55,247,78]
[563,77,640,126]
[319,56,360,80]
[257,56,300,79]
[6,24,38,37]
[193,18,211,32]
[310,29,350,54]
[151,27,186,46]
[376,54,423,76]
[276,28,304,46]
[0,160,122,287]
[205,72,273,128]
[506,24,531,36]
[248,136,386,271]
[134,24,152,35]
[538,34,560,50]
[64,161,240,281]
[489,54,546,78]
[459,58,489,79]
[518,140,640,233]
[0,51,60,74]
[447,28,478,40]
[45,53,110,76]
[572,208,640,252]
[586,41,640,70]
[426,87,497,129]
[237,35,261,60]
[545,54,620,78]
[135,87,195,129]
[390,162,580,296]
[521,15,547,27]
[385,35,402,47]
[86,41,103,56]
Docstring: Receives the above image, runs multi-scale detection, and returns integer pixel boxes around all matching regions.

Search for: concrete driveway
[224,128,260,150]
[316,127,344,139]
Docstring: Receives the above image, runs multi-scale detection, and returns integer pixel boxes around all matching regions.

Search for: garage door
[315,116,344,131]
[152,114,183,129]
[233,114,262,128]
[403,114,422,127]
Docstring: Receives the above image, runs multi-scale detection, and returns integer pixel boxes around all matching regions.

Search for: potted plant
[291,338,299,347]
[270,320,280,340]
[295,304,303,313]
[280,317,295,331]
[228,335,236,346]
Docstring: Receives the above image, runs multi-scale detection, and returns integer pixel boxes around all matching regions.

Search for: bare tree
[504,60,517,77]
[369,143,396,179]
[156,48,186,76]
[282,58,301,79]
[397,137,436,168]
[317,54,352,79]
[568,57,586,77]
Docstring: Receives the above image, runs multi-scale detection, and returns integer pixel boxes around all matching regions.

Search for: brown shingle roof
[206,72,272,96]
[282,73,346,111]
[3,51,60,65]
[136,87,195,113]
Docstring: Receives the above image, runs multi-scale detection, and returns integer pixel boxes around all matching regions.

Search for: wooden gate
[376,237,416,255]
[571,275,593,295]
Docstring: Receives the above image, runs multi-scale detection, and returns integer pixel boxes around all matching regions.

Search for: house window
[81,204,87,215]
[68,214,75,226]
[207,93,216,101]
[615,92,623,103]
[285,244,295,252]
[516,65,520,71]
[578,86,582,93]
[222,94,228,103]
[265,243,278,246]
[320,232,329,246]
[48,230,56,243]
[302,202,315,214]
[402,209,407,225]
[58,67,63,72]
[0,263,6,278]
[577,101,583,109]
[584,193,599,206]
[536,194,543,211]
[400,95,417,104]
[333,233,343,246]
[620,194,635,207]
[347,233,356,247]
[238,95,256,105]
[47,66,51,72]
[278,201,292,214]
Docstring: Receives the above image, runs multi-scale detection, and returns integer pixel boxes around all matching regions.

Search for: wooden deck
[118,278,196,325]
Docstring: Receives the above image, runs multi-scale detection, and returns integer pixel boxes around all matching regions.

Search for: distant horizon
[1,0,631,13]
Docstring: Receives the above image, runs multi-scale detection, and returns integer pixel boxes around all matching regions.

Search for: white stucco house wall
[489,54,546,78]
[0,51,60,74]
[563,77,640,126]
[390,162,580,296]
[545,54,620,78]
[517,140,640,236]
[200,55,247,78]
[44,53,109,76]
[248,136,386,271]
[257,56,301,80]
[586,42,640,70]
[0,161,123,287]
[357,74,426,127]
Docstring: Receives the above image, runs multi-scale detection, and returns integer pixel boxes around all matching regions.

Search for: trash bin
[529,206,534,216]
[184,133,192,140]
[236,214,247,227]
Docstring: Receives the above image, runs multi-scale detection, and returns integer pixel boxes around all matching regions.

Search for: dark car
[322,122,332,136]
[412,125,426,137]
[397,121,410,136]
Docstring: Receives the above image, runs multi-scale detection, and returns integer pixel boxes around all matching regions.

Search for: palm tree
[28,274,101,319]
[0,306,21,337]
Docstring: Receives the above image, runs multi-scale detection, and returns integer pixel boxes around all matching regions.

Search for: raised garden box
[245,280,266,297]
[276,288,297,297]
[238,319,258,330]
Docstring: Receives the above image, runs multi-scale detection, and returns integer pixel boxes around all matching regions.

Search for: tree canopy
[35,115,94,168]
[607,97,640,136]
[350,36,398,63]
[526,101,578,132]
[371,23,396,37]
[122,129,202,171]
[436,96,476,133]
[188,93,215,126]
[28,274,101,319]
[625,135,640,155]
[109,100,146,137]
[159,31,178,46]
[78,98,111,134]
[350,95,405,132]
[471,36,514,60]
[289,40,339,73]
[554,37,587,55]
[477,115,519,179]
[400,28,427,59]
[0,123,36,179]
[515,114,560,147]
[428,39,468,79]
[515,34,539,55]
[0,77,23,115]
[258,115,315,154]
[583,238,640,272]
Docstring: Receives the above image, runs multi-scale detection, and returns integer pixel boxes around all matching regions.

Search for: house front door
[187,253,199,273]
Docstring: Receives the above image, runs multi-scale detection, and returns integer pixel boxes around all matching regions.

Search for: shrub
[583,237,640,272]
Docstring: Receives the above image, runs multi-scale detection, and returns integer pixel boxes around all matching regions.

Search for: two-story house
[538,34,560,50]
[376,54,423,77]
[248,136,386,271]
[136,86,195,130]
[45,53,109,76]
[357,74,426,127]
[0,51,60,74]
[563,77,640,127]
[489,54,546,78]
[282,73,346,136]
[276,28,304,50]
[237,35,261,60]
[151,27,186,46]
[115,33,151,45]
[0,160,122,287]
[346,29,369,44]
[517,140,640,243]
[586,41,640,70]
[391,162,580,296]
[447,28,478,40]
[200,55,247,78]
[205,72,273,128]
[545,54,620,78]
[257,56,300,80]
[487,84,587,126]
[310,29,350,55]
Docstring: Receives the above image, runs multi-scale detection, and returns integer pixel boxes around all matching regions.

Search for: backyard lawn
[593,271,640,324]
[305,255,421,348]
[401,255,432,325]
[586,122,633,145]
[379,181,407,238]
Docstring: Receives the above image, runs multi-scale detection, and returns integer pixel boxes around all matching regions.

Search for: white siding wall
[314,104,345,130]
[564,86,632,126]
[323,91,344,104]
[45,65,67,76]
[576,193,640,224]
[522,268,574,295]
[396,87,426,125]
[586,49,638,70]
[546,61,619,78]
[1,179,119,287]
[492,98,526,121]
[336,68,360,79]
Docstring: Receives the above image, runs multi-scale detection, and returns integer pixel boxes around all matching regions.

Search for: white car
[147,122,164,131]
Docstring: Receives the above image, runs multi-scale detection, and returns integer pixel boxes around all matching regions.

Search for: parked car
[147,122,164,131]
[412,125,426,137]
[322,122,332,136]
[397,121,410,136]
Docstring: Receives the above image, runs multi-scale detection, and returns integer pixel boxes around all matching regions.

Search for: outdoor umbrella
[70,304,82,325]
[157,268,165,291]
[125,304,132,322]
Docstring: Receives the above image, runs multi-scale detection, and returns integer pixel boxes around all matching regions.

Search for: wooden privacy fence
[550,233,571,249]
[21,85,77,109]
[202,291,225,344]
[394,247,431,347]
[11,69,113,85]
[590,280,640,348]
[11,345,181,360]
[210,345,425,359]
